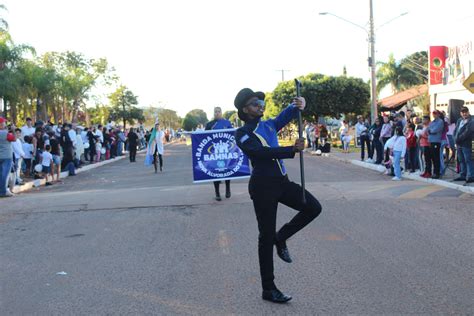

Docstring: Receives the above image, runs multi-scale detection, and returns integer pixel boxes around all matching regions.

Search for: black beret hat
[234,88,265,121]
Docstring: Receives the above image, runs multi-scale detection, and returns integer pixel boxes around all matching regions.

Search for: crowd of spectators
[339,107,474,183]
[0,117,163,198]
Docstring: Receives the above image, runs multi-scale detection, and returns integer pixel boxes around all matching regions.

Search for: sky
[2,0,473,118]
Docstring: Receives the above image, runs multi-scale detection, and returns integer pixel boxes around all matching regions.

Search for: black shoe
[453,177,466,181]
[215,195,222,201]
[275,240,292,263]
[225,190,231,198]
[431,174,440,179]
[262,289,292,303]
[465,178,474,184]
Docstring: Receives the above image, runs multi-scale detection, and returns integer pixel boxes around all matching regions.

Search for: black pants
[422,146,432,174]
[373,139,383,164]
[360,135,371,160]
[213,180,230,196]
[430,142,441,176]
[249,175,322,290]
[129,145,137,162]
[153,150,163,171]
[408,147,417,172]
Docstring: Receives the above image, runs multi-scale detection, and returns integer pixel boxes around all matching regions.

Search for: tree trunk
[10,101,17,125]
[36,95,42,121]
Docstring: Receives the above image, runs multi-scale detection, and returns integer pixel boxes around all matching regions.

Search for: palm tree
[376,53,424,95]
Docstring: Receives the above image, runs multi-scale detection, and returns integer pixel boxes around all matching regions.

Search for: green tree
[182,109,208,130]
[272,73,370,120]
[376,53,426,94]
[223,110,236,120]
[109,85,143,129]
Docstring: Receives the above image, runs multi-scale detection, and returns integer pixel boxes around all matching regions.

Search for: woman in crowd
[385,126,406,181]
[419,116,432,178]
[340,121,350,153]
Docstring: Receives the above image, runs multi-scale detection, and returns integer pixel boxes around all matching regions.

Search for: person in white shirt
[384,126,407,181]
[75,128,84,165]
[22,136,34,177]
[355,115,372,162]
[41,145,53,185]
[95,125,104,143]
[11,128,26,187]
[21,117,36,138]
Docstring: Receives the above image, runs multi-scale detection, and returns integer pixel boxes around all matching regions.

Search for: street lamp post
[319,2,408,123]
[369,0,377,123]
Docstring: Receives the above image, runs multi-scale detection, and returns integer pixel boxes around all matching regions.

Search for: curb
[12,149,146,194]
[326,153,474,195]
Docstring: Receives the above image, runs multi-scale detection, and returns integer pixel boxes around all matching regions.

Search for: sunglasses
[245,99,265,107]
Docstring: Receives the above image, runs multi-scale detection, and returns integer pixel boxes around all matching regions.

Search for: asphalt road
[1,142,473,315]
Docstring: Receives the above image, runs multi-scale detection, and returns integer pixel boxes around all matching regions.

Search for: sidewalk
[314,148,474,195]
[11,147,150,195]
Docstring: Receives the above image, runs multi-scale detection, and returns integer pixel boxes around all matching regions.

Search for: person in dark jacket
[453,106,474,184]
[127,128,138,162]
[369,117,383,164]
[205,107,234,200]
[234,88,322,304]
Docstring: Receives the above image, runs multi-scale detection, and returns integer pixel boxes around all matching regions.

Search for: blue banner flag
[191,128,251,183]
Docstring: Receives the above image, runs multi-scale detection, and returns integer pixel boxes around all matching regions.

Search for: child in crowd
[406,123,417,173]
[95,136,102,162]
[41,145,53,185]
[385,126,406,181]
[22,135,34,177]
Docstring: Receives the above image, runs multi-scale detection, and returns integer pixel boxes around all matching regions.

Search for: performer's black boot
[262,289,292,303]
[275,239,292,263]
[225,180,231,198]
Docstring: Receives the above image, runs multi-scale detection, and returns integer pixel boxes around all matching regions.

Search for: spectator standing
[453,107,474,184]
[21,117,36,138]
[428,110,444,179]
[127,128,139,162]
[75,128,84,166]
[446,119,456,164]
[355,115,371,162]
[380,115,392,159]
[405,123,417,173]
[117,128,126,156]
[304,121,312,149]
[385,126,406,181]
[41,145,53,185]
[370,117,383,164]
[340,121,350,153]
[22,136,34,177]
[11,128,25,185]
[49,131,61,182]
[87,128,97,164]
[0,117,16,197]
[419,116,432,178]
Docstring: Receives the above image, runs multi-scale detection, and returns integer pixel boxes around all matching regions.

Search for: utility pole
[369,0,378,122]
[276,69,290,82]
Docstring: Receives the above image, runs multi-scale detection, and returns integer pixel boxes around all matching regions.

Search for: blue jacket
[428,118,444,143]
[205,118,233,130]
[236,104,298,177]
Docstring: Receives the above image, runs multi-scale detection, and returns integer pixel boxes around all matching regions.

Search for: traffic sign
[463,72,474,93]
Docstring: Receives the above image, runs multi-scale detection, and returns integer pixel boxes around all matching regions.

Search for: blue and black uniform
[205,118,233,199]
[236,104,322,291]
